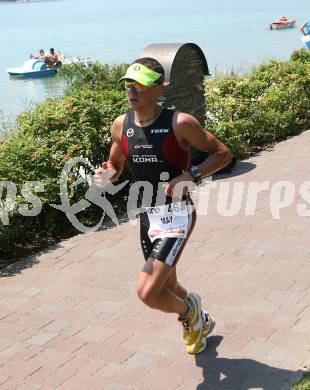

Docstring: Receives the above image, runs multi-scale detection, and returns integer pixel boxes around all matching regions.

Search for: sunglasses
[124,80,155,93]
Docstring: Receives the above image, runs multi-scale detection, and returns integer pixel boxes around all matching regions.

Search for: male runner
[95,57,231,354]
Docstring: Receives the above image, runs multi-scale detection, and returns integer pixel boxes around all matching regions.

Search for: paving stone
[0,337,17,353]
[135,371,184,390]
[26,332,58,347]
[15,345,45,362]
[0,378,25,390]
[44,355,90,388]
[240,340,276,360]
[16,384,43,390]
[46,334,86,353]
[292,318,310,334]
[0,375,10,385]
[57,373,108,390]
[78,358,108,376]
[167,359,203,380]
[29,348,74,370]
[78,341,135,363]
[24,366,55,386]
[0,359,42,379]
[0,342,28,359]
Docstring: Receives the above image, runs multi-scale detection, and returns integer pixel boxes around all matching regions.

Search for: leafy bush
[58,62,129,93]
[205,58,310,159]
[0,88,129,262]
[290,48,310,63]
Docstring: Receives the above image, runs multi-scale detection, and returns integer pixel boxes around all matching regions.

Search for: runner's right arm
[95,114,126,183]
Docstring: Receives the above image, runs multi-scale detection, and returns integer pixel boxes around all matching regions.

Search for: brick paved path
[0,131,310,389]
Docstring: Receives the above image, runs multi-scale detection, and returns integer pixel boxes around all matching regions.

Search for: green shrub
[0,88,129,262]
[58,62,129,93]
[205,58,310,159]
[290,48,310,63]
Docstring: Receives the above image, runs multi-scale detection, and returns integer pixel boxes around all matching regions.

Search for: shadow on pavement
[0,254,39,278]
[212,161,256,181]
[195,336,302,390]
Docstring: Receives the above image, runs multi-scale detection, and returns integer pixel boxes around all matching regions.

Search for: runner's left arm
[165,112,232,195]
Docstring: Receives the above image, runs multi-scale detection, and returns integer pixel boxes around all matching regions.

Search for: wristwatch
[188,165,203,183]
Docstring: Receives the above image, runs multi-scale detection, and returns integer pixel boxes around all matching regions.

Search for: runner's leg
[137,258,188,315]
[165,267,188,299]
[138,196,195,314]
[137,197,212,353]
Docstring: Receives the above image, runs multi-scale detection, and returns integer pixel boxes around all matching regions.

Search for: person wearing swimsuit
[95,57,232,354]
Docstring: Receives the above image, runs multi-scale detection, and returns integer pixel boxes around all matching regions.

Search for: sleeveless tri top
[121,108,190,206]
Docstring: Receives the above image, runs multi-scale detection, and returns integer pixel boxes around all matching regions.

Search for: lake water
[0,0,308,129]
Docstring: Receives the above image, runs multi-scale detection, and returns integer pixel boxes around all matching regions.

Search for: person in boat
[35,49,47,60]
[300,19,310,36]
[45,48,62,68]
[278,16,288,22]
[30,49,46,60]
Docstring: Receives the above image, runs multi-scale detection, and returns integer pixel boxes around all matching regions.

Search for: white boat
[7,59,57,78]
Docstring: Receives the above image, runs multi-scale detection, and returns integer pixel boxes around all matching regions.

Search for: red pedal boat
[269,16,296,30]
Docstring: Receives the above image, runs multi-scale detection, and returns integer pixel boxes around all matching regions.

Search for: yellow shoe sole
[186,315,216,355]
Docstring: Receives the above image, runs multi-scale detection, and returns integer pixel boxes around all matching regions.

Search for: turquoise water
[0,0,308,127]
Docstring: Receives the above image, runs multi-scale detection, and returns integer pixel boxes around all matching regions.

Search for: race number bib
[145,202,189,243]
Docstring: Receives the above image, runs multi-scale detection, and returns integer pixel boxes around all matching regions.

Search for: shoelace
[182,319,191,330]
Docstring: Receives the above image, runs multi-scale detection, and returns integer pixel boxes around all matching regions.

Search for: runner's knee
[137,284,160,308]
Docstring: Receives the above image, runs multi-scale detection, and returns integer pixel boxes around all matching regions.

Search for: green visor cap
[118,63,162,86]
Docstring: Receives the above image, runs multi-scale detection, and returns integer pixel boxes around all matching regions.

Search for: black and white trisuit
[121,108,197,266]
